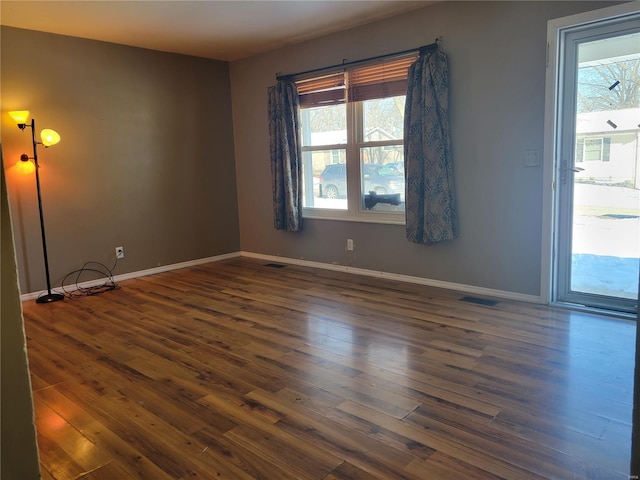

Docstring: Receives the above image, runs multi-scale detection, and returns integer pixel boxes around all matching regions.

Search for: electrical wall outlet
[115,246,125,259]
[347,239,354,251]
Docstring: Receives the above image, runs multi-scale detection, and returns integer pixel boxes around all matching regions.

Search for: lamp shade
[40,129,61,147]
[9,110,30,125]
[17,158,36,175]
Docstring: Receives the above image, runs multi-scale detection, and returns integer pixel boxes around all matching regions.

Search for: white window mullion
[346,100,359,216]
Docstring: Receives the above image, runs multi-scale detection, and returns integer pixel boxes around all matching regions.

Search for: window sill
[302,208,406,225]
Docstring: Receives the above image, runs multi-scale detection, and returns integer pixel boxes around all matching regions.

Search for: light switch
[523,149,540,167]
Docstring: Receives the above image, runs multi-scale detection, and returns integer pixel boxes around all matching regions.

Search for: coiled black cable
[60,258,120,298]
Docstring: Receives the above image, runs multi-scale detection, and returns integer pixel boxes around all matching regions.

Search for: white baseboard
[21,250,541,304]
[19,252,242,301]
[241,251,542,304]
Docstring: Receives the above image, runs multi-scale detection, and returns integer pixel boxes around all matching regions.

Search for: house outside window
[297,55,416,224]
[574,108,639,187]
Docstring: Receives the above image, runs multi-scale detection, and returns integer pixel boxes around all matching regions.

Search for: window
[298,55,416,223]
[575,137,611,162]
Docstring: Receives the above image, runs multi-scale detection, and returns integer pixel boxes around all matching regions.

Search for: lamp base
[36,292,65,304]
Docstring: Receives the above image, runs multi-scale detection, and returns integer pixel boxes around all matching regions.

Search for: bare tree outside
[362,96,405,165]
[578,58,640,113]
[308,96,405,143]
[308,105,345,132]
[363,96,405,139]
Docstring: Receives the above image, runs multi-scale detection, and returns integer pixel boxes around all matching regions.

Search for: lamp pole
[27,118,64,303]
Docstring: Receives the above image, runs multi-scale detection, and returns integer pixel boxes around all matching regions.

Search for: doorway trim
[542,1,640,310]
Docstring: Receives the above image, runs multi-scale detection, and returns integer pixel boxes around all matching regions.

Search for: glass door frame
[542,2,640,315]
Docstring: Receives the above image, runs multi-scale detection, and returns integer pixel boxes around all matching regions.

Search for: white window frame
[302,97,406,225]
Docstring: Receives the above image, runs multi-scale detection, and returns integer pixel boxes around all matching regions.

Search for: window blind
[297,72,345,107]
[296,53,418,108]
[349,54,418,102]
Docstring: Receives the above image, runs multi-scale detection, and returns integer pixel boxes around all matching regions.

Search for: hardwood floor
[23,257,635,479]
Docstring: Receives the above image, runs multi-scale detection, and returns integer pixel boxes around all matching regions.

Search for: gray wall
[230,1,617,297]
[2,27,240,294]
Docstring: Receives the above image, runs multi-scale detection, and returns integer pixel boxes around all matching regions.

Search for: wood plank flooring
[22,257,635,479]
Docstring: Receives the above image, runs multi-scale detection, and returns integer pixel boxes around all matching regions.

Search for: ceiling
[0,1,432,62]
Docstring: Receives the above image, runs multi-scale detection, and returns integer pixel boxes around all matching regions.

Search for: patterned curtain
[404,48,458,245]
[268,80,303,231]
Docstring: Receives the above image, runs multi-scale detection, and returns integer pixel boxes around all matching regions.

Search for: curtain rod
[276,37,441,82]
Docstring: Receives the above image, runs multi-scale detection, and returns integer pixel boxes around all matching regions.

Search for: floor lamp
[9,110,64,304]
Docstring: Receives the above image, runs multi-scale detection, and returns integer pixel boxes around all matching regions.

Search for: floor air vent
[459,296,499,307]
[265,263,287,268]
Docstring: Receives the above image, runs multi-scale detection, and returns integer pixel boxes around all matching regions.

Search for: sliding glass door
[555,15,640,314]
